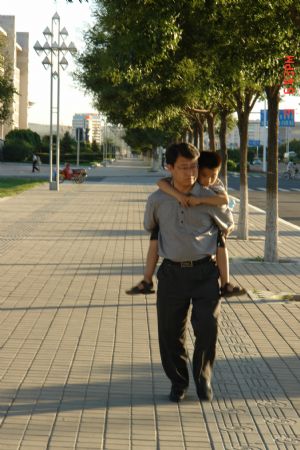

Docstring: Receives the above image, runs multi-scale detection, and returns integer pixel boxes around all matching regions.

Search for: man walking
[32,154,39,172]
[144,143,234,402]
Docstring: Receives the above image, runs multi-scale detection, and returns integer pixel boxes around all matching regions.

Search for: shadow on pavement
[1,356,299,417]
[0,261,299,276]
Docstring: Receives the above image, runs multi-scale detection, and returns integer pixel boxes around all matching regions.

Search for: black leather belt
[164,256,211,268]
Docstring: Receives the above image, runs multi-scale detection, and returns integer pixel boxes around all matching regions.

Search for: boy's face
[198,167,219,187]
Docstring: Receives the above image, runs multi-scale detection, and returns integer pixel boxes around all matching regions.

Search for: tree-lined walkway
[0,160,299,449]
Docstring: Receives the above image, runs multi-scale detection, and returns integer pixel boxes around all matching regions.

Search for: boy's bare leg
[126,240,159,294]
[216,246,229,287]
[216,246,246,296]
[144,239,159,283]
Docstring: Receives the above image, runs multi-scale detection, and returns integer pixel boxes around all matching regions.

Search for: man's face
[198,167,219,187]
[168,155,198,188]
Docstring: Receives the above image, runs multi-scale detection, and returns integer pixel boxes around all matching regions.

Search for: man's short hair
[198,151,222,169]
[165,142,199,166]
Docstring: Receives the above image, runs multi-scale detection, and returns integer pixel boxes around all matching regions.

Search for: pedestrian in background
[161,153,166,170]
[32,154,39,172]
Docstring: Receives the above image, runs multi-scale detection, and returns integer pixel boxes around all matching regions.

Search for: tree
[60,131,76,156]
[254,2,300,262]
[202,2,262,239]
[3,129,41,162]
[216,110,236,191]
[5,129,41,149]
[78,1,214,127]
[223,0,300,260]
[77,0,300,261]
[76,0,190,129]
[124,121,182,154]
[91,140,100,152]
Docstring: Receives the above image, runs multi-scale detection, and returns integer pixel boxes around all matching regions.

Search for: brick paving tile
[0,160,299,449]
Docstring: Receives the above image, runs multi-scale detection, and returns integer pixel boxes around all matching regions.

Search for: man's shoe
[196,377,213,401]
[169,386,186,402]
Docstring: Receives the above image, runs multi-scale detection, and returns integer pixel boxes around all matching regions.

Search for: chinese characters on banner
[283,56,295,95]
[260,110,295,127]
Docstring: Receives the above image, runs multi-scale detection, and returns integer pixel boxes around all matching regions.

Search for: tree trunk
[150,146,159,171]
[234,90,260,240]
[193,115,205,151]
[199,118,204,152]
[206,112,216,151]
[182,130,189,143]
[193,123,199,148]
[219,110,228,191]
[264,86,280,262]
[236,109,250,240]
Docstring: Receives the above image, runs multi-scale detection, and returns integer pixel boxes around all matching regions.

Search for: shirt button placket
[181,210,184,224]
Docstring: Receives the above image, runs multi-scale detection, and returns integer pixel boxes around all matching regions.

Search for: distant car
[252,159,262,165]
[284,151,296,159]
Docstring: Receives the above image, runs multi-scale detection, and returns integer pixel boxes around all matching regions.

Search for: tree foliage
[222,0,300,256]
[5,129,41,148]
[76,0,217,142]
[3,129,41,162]
[77,0,300,130]
[76,0,300,258]
[60,131,76,155]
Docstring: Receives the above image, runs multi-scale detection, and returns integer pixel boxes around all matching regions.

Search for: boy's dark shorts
[217,230,226,248]
[150,224,159,241]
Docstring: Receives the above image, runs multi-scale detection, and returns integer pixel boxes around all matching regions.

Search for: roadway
[228,171,300,227]
[0,162,299,227]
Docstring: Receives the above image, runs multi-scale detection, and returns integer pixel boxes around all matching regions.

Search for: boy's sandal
[221,283,246,297]
[126,280,155,295]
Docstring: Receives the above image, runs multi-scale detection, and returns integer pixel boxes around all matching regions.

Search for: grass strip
[0,177,46,198]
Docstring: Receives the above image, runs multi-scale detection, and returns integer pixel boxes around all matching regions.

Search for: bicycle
[54,168,88,183]
[282,168,299,180]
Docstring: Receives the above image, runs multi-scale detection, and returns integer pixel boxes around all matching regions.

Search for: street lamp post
[34,12,77,191]
[250,108,267,172]
[104,118,107,166]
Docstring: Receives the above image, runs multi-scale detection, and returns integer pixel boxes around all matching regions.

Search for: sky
[1,0,95,126]
[1,0,300,127]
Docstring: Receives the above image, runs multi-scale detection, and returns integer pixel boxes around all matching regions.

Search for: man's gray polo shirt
[144,182,234,262]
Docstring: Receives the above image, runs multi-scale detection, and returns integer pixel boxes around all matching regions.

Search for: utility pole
[76,127,81,167]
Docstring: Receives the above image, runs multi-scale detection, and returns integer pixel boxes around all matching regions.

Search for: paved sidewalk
[0,160,299,450]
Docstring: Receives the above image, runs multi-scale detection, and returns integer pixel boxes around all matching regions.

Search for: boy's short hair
[165,142,199,166]
[198,151,222,169]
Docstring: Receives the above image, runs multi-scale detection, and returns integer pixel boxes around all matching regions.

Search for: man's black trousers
[156,258,221,391]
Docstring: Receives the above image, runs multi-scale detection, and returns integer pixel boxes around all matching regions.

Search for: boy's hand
[175,192,190,207]
[223,224,234,237]
[187,195,202,207]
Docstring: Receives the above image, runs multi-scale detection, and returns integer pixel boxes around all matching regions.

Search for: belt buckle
[180,261,193,268]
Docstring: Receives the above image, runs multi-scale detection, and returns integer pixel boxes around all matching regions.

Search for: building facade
[72,113,105,144]
[0,16,29,139]
[226,119,300,149]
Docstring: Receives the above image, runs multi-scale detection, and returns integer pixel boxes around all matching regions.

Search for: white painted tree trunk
[150,147,159,171]
[264,86,280,262]
[237,111,249,240]
[264,190,278,261]
[237,181,248,239]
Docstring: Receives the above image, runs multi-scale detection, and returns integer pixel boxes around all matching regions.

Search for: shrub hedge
[3,141,34,162]
[227,159,237,171]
